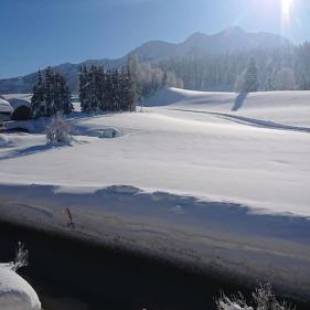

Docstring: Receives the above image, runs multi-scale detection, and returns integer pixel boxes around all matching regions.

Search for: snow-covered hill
[0,89,309,298]
[144,87,310,128]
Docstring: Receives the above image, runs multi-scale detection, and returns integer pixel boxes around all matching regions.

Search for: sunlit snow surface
[0,88,310,297]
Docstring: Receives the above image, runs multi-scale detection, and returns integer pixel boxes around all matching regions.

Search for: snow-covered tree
[78,63,138,113]
[296,42,310,90]
[31,70,46,118]
[79,65,91,112]
[46,113,72,145]
[31,69,72,118]
[127,55,139,111]
[217,283,295,310]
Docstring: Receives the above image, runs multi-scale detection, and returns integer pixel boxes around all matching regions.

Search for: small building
[2,94,32,121]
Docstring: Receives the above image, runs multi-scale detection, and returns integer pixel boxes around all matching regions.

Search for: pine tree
[31,70,45,118]
[104,69,113,111]
[78,62,138,114]
[79,65,89,112]
[128,56,138,112]
[58,74,73,114]
[45,67,55,116]
[119,66,130,111]
[96,66,105,112]
[31,69,72,118]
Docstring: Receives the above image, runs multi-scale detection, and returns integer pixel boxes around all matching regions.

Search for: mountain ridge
[0,27,290,94]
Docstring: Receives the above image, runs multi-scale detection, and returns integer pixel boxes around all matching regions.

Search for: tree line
[158,42,310,92]
[31,68,73,118]
[30,41,310,118]
[79,62,136,113]
[28,55,265,120]
[31,58,138,118]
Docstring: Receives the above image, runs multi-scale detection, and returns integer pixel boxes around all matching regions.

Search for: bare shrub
[12,242,29,271]
[217,284,296,310]
[46,113,72,145]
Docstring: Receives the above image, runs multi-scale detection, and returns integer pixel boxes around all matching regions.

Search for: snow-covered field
[0,88,310,298]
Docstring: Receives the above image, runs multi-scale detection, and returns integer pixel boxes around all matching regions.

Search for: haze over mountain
[0,27,290,94]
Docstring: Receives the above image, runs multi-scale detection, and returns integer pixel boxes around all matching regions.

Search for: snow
[0,98,13,114]
[2,94,31,110]
[0,265,41,310]
[0,88,310,298]
[0,135,13,148]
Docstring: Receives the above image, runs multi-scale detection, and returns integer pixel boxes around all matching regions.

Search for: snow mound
[4,118,48,133]
[0,135,13,148]
[0,265,41,310]
[96,127,121,139]
[79,127,122,139]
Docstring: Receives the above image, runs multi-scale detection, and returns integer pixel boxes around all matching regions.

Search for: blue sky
[0,0,309,78]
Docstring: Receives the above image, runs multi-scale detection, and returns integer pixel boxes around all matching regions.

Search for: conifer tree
[44,67,55,115]
[79,65,89,112]
[128,56,138,111]
[31,68,72,118]
[78,62,138,113]
[31,70,45,118]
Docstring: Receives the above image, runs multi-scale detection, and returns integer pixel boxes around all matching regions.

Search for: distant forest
[135,42,310,97]
[29,41,310,117]
[31,58,137,118]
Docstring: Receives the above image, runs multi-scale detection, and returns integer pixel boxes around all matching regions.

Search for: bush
[217,283,295,310]
[46,114,72,145]
[11,242,28,272]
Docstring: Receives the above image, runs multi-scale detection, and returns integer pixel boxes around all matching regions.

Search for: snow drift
[0,244,41,310]
[0,266,41,310]
[0,135,13,148]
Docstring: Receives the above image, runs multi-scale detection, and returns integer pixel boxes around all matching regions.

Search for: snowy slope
[144,88,310,128]
[0,265,41,310]
[0,89,310,298]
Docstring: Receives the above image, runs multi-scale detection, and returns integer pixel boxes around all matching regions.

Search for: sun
[282,0,294,22]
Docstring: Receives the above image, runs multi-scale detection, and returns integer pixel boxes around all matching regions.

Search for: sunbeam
[282,0,294,23]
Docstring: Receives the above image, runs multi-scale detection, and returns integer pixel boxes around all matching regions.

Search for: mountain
[0,27,290,94]
[131,27,290,61]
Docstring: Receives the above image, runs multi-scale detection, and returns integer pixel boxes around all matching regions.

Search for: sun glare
[282,0,294,22]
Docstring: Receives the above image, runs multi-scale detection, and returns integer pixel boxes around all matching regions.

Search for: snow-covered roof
[3,94,31,110]
[0,98,13,114]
